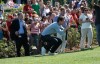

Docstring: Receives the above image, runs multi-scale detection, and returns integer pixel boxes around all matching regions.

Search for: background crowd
[0,0,100,57]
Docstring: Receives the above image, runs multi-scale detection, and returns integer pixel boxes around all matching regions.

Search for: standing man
[53,7,70,52]
[41,16,68,55]
[91,0,100,46]
[10,12,30,57]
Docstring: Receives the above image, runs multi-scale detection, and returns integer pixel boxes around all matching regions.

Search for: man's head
[84,7,89,14]
[57,16,65,25]
[60,7,66,16]
[27,0,31,4]
[18,12,24,20]
[7,14,13,21]
[64,4,69,9]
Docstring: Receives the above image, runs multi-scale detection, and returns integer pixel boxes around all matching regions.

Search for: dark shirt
[94,5,100,25]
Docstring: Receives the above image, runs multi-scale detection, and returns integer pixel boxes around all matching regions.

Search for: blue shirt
[18,20,25,34]
[53,15,70,28]
[41,22,65,36]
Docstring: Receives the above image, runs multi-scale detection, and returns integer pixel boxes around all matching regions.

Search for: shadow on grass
[33,46,100,57]
[58,46,99,55]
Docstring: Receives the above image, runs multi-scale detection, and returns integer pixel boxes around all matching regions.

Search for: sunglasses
[85,10,88,11]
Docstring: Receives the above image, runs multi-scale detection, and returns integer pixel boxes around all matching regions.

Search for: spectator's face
[27,1,31,4]
[59,19,64,25]
[84,9,88,14]
[61,9,66,16]
[32,0,36,3]
[25,14,29,18]
[60,20,64,25]
[43,18,47,21]
[8,18,12,21]
[19,13,24,20]
[13,14,18,18]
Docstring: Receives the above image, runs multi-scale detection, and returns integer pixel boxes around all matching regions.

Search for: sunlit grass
[0,46,100,64]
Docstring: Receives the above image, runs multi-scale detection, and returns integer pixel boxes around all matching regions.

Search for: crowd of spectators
[0,0,100,57]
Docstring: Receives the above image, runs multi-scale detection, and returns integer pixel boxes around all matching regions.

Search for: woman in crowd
[30,12,41,49]
[40,16,50,32]
[79,7,93,50]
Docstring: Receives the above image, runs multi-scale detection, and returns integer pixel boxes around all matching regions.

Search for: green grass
[0,47,100,64]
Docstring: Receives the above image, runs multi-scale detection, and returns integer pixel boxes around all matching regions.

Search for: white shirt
[42,8,50,16]
[79,13,92,29]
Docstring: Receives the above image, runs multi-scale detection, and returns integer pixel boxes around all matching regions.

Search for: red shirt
[6,21,12,31]
[71,12,79,28]
[23,4,33,17]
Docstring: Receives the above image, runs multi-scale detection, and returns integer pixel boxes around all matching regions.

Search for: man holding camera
[41,16,68,55]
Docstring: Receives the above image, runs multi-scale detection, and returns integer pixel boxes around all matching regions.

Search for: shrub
[67,28,80,50]
[0,41,16,58]
[0,40,25,58]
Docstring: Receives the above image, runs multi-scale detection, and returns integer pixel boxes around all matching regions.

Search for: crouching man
[41,16,68,55]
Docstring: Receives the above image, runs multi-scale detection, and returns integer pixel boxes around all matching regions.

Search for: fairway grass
[0,47,100,64]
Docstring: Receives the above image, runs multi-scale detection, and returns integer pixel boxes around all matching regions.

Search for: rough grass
[0,46,100,64]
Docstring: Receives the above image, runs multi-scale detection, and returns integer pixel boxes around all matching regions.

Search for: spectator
[30,13,41,48]
[3,14,13,45]
[42,5,50,16]
[10,12,30,57]
[23,0,33,17]
[0,17,3,40]
[79,7,93,49]
[31,0,40,15]
[0,4,4,20]
[37,0,44,16]
[13,13,18,19]
[40,16,50,32]
[70,8,79,28]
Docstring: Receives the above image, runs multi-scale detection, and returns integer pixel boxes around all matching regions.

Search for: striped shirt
[30,22,40,35]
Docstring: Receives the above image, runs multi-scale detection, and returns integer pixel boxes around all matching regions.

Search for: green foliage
[92,26,97,45]
[0,40,25,58]
[4,5,23,13]
[67,28,80,50]
[67,26,97,50]
[0,41,16,58]
[0,0,4,4]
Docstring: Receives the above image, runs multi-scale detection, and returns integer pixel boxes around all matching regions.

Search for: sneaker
[32,46,37,49]
[48,52,58,55]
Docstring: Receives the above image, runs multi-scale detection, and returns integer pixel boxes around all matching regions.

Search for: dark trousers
[15,34,30,57]
[95,24,100,46]
[31,34,39,47]
[41,35,62,53]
